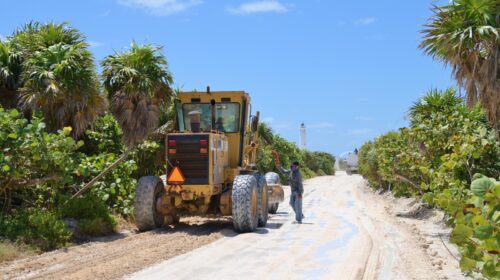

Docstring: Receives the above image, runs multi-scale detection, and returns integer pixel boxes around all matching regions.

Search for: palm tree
[18,36,106,137]
[4,22,106,135]
[420,0,499,132]
[72,43,173,199]
[11,21,84,56]
[408,88,463,126]
[0,40,22,109]
[101,42,173,148]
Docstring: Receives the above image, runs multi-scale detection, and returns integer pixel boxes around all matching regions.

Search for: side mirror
[251,114,259,133]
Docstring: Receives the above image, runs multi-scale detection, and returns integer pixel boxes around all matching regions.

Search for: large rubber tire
[255,174,268,227]
[265,172,281,185]
[134,176,165,231]
[232,175,259,233]
[268,202,279,214]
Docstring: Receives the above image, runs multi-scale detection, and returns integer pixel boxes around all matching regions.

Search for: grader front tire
[255,174,269,227]
[134,176,165,232]
[268,203,279,214]
[232,175,259,233]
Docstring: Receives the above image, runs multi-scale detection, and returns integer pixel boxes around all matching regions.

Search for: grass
[0,240,37,263]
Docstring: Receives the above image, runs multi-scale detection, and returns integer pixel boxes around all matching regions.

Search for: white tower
[299,123,306,150]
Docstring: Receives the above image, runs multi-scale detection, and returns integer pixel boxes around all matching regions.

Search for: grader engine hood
[166,134,209,185]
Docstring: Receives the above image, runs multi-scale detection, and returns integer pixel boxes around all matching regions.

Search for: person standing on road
[272,151,304,224]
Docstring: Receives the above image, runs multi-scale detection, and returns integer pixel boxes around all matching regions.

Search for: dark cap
[292,161,300,166]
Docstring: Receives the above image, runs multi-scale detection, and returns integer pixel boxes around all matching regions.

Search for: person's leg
[295,195,303,223]
[289,191,296,213]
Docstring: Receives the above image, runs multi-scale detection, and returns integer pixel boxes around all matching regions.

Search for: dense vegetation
[358,1,499,277]
[0,21,334,254]
[358,89,499,278]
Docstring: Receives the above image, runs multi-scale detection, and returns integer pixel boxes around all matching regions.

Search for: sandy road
[128,173,468,280]
[1,173,468,280]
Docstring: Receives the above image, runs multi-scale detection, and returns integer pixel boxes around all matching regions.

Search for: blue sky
[1,0,454,156]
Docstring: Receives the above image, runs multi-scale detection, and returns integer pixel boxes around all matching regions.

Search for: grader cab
[134,88,284,233]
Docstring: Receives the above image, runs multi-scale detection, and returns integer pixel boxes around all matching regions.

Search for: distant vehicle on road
[338,150,359,175]
[345,151,358,175]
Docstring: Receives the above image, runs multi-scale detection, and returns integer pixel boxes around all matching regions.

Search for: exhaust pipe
[211,99,216,131]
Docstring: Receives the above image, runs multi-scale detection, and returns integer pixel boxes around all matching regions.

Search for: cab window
[182,103,240,133]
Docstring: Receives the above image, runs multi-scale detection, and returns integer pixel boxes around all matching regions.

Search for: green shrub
[76,217,116,236]
[358,141,382,189]
[304,151,335,175]
[0,210,71,251]
[449,176,499,278]
[83,114,123,155]
[58,195,116,236]
[76,154,137,216]
[0,108,82,210]
[301,167,316,179]
[132,139,164,178]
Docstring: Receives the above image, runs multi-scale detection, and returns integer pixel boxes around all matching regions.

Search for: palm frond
[102,42,173,147]
[419,0,500,131]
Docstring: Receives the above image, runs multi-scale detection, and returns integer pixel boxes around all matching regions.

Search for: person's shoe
[296,220,302,224]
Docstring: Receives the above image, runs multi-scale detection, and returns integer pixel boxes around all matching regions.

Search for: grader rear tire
[134,176,165,231]
[232,175,259,233]
[255,174,268,227]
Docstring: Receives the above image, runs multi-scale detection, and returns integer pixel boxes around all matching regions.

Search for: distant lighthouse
[299,123,306,150]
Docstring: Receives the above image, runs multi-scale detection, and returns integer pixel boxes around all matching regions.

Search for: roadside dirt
[0,217,231,280]
[352,175,467,280]
[0,173,468,280]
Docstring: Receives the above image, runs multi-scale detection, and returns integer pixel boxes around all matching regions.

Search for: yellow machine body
[158,90,260,216]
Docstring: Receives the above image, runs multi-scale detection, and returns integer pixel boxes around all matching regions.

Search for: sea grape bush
[0,108,82,208]
[450,176,498,278]
[0,109,135,250]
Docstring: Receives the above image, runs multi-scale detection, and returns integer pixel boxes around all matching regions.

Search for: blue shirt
[278,166,304,195]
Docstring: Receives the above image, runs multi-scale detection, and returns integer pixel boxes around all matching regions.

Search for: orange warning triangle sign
[168,166,185,185]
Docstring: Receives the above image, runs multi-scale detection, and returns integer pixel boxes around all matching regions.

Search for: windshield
[181,103,240,133]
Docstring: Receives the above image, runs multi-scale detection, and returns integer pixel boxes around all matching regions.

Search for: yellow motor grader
[134,88,284,232]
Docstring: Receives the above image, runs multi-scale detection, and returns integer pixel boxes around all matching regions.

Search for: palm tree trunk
[71,149,130,199]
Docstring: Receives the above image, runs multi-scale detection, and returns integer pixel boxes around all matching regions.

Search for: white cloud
[355,17,377,26]
[227,1,290,15]
[355,116,374,121]
[118,0,203,16]
[88,40,104,48]
[348,128,374,135]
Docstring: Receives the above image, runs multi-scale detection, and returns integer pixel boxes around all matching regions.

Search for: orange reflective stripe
[167,167,185,185]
